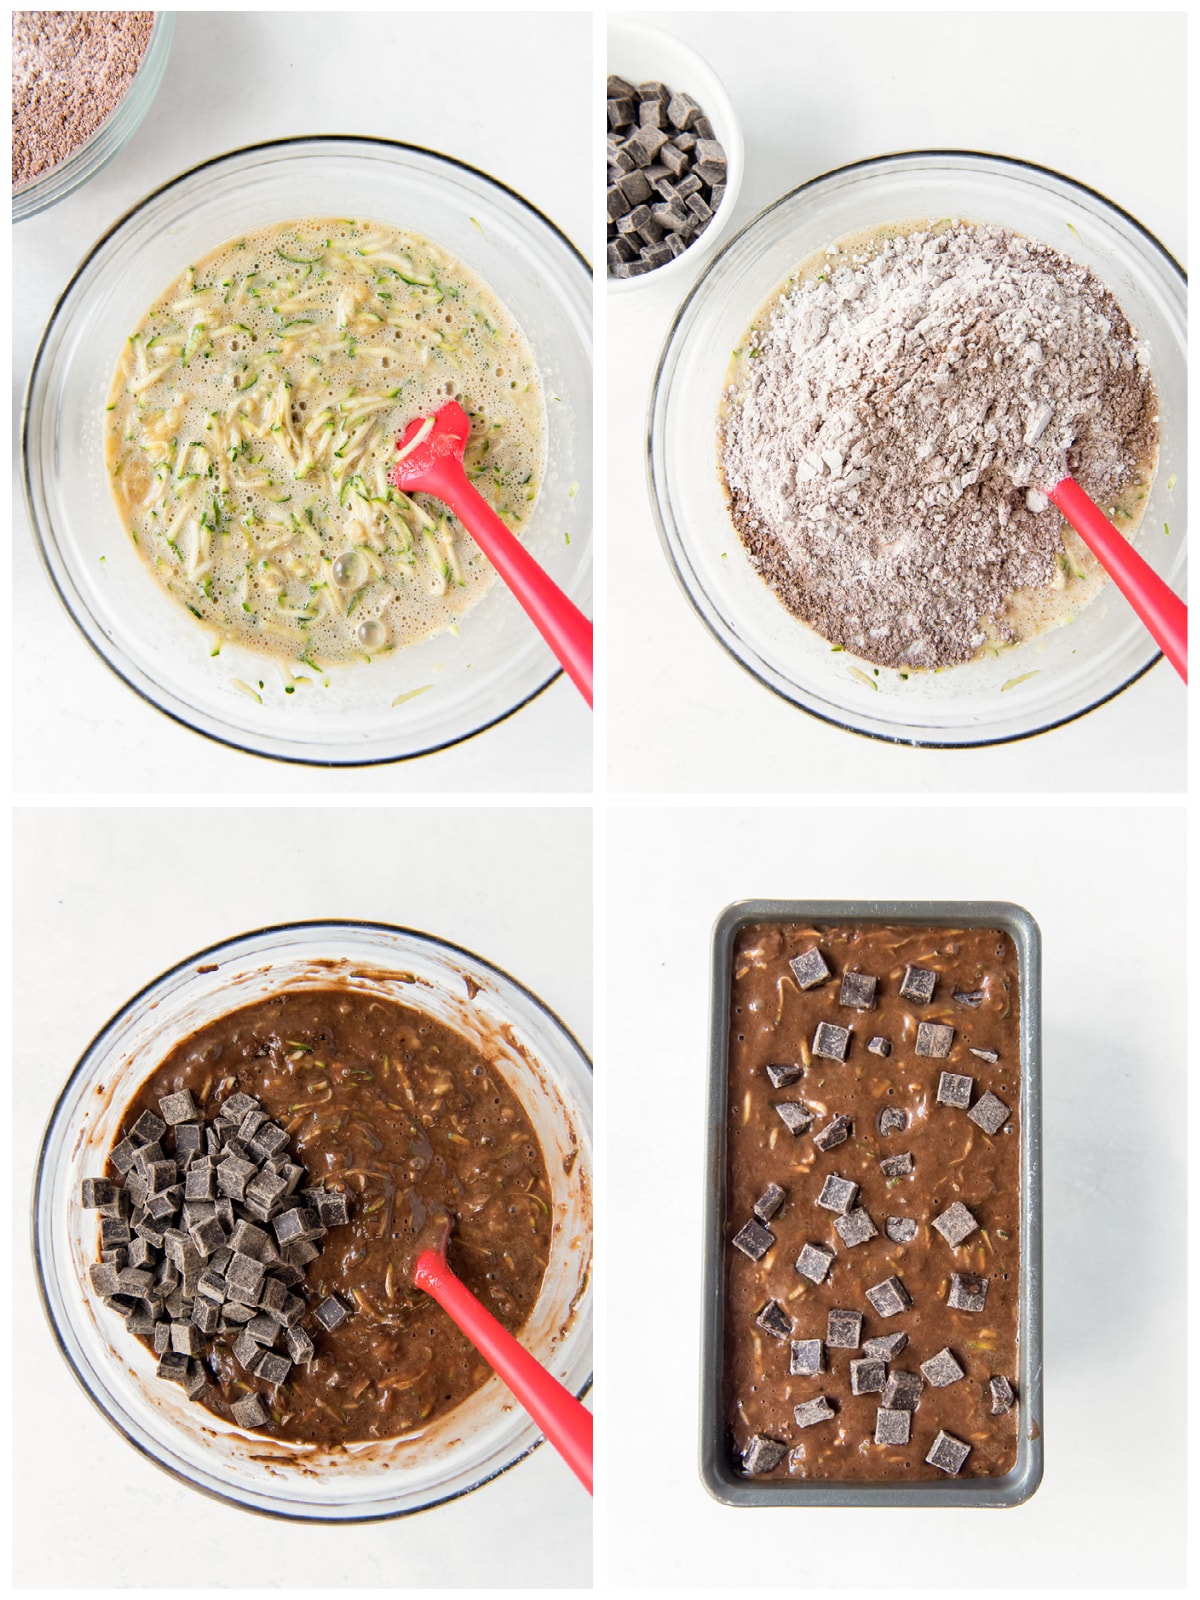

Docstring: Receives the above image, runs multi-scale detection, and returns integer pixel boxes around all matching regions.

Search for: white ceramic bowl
[649,152,1186,746]
[607,18,744,295]
[33,920,593,1521]
[23,138,592,765]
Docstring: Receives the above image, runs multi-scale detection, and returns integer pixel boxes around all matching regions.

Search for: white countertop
[605,801,1186,1588]
[13,805,592,1587]
[608,9,1186,794]
[13,9,591,795]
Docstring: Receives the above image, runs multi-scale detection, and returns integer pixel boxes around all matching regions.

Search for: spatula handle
[422,460,593,707]
[1049,476,1187,683]
[415,1249,593,1494]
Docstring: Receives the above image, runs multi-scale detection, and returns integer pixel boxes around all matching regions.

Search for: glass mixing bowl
[33,920,593,1521]
[23,138,592,765]
[648,151,1186,747]
[12,11,174,223]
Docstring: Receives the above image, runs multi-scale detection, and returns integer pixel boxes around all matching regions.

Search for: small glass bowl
[648,151,1186,747]
[12,11,174,223]
[23,138,592,765]
[33,920,593,1522]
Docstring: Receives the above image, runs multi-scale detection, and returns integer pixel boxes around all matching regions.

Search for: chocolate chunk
[790,1338,825,1376]
[249,1123,289,1160]
[191,1296,219,1335]
[694,116,715,139]
[932,1200,979,1247]
[834,1207,878,1248]
[170,1320,204,1356]
[258,1276,289,1316]
[231,1391,270,1430]
[990,1374,1016,1414]
[885,1217,918,1243]
[826,1307,863,1349]
[608,96,637,130]
[732,1218,775,1261]
[100,1217,131,1248]
[174,1123,204,1160]
[286,1325,315,1365]
[637,80,670,104]
[867,1036,892,1058]
[877,1105,907,1134]
[899,965,937,1004]
[607,240,635,272]
[638,98,665,130]
[874,1407,911,1445]
[850,1358,887,1395]
[916,1022,955,1058]
[158,1090,200,1126]
[881,1369,924,1411]
[765,1061,802,1088]
[109,1137,139,1175]
[607,73,636,99]
[879,1152,913,1178]
[812,1114,851,1153]
[865,1275,911,1318]
[812,1021,850,1062]
[970,1047,1000,1063]
[313,1294,350,1333]
[81,1178,118,1209]
[789,948,831,990]
[88,1262,120,1297]
[246,1168,288,1211]
[642,241,673,270]
[926,1429,971,1476]
[666,90,701,130]
[665,232,687,259]
[233,1328,264,1370]
[675,173,702,199]
[608,145,635,178]
[795,1242,836,1284]
[839,971,877,1010]
[953,990,984,1007]
[272,1206,320,1247]
[625,125,669,167]
[710,182,727,211]
[775,1102,813,1136]
[252,1349,292,1387]
[183,1162,216,1202]
[755,1300,793,1341]
[753,1182,786,1223]
[793,1396,836,1429]
[216,1154,257,1201]
[741,1434,787,1474]
[229,1220,270,1259]
[189,1217,226,1258]
[606,184,630,221]
[129,1110,167,1146]
[936,1071,974,1109]
[948,1272,989,1312]
[220,1091,260,1122]
[863,1332,909,1361]
[816,1173,858,1214]
[921,1347,966,1387]
[672,131,697,153]
[968,1090,1012,1135]
[153,1321,172,1354]
[617,168,653,207]
[225,1252,265,1299]
[156,1350,190,1384]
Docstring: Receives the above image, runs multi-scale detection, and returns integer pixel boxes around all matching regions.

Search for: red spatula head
[391,400,471,492]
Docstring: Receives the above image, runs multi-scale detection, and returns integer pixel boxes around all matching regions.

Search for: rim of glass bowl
[23,136,592,767]
[647,149,1186,750]
[13,12,175,223]
[32,918,593,1523]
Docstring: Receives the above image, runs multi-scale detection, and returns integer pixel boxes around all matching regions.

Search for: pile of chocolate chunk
[607,74,728,278]
[80,1087,353,1432]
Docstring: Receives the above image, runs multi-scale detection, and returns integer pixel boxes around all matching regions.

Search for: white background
[12,805,592,1588]
[605,802,1186,1589]
[12,9,591,795]
[607,9,1187,793]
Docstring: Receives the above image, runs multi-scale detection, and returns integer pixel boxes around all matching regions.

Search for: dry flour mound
[720,223,1159,669]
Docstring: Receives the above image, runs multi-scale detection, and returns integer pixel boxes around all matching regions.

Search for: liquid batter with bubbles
[105,219,546,667]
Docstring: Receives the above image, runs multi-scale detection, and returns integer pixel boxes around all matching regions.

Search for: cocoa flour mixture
[12,11,155,189]
[720,222,1159,670]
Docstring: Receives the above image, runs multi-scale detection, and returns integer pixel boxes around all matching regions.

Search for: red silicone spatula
[1046,475,1187,682]
[392,401,593,706]
[412,1218,593,1494]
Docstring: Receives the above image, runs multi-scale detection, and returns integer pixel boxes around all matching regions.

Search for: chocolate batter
[111,989,551,1446]
[724,923,1021,1480]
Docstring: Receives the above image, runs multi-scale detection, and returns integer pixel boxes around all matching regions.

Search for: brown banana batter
[725,923,1021,1480]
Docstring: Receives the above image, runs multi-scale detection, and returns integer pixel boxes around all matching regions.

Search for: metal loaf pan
[700,899,1043,1508]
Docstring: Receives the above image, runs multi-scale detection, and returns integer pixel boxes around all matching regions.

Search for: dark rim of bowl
[23,135,593,768]
[647,147,1185,750]
[31,916,593,1523]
